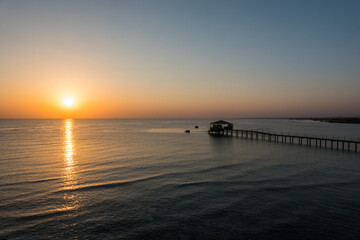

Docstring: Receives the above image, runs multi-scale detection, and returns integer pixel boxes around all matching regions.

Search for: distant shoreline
[290,118,360,124]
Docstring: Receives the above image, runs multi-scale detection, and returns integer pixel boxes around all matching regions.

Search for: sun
[63,97,74,106]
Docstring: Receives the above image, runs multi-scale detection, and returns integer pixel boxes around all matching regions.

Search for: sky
[0,0,359,118]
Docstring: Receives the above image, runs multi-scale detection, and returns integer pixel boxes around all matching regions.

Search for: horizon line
[0,116,359,120]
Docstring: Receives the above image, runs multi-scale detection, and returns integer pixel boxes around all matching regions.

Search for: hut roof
[210,120,233,125]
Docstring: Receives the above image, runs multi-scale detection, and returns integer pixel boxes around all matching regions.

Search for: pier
[208,120,360,153]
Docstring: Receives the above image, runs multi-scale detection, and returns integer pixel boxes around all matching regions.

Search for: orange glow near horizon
[0,65,358,118]
[0,53,358,118]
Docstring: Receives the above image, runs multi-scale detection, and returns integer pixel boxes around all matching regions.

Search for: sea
[0,119,360,239]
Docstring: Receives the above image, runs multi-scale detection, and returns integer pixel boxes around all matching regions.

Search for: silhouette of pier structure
[208,120,359,153]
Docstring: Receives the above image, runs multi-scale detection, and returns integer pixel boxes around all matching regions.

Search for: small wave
[5,206,76,222]
[0,177,61,188]
[120,122,144,125]
[169,178,360,193]
[55,174,164,193]
[172,178,277,189]
[258,180,360,192]
[0,127,21,131]
[0,156,30,161]
[196,162,250,174]
[146,128,187,133]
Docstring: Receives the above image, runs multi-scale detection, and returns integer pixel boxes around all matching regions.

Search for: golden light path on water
[61,119,80,214]
[64,119,76,187]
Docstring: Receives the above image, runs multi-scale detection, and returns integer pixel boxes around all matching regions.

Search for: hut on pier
[210,120,233,131]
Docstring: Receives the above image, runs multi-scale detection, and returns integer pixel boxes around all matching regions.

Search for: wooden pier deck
[208,129,360,153]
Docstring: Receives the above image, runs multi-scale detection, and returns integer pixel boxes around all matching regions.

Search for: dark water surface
[1,119,360,239]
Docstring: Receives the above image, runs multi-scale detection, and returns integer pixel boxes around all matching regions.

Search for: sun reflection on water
[62,119,80,213]
[64,119,76,188]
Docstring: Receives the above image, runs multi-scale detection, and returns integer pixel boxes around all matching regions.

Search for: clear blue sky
[0,0,359,118]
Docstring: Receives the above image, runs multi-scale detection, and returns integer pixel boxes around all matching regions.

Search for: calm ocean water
[1,119,360,239]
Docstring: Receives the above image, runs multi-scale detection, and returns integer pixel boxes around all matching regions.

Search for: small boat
[184,130,190,133]
[195,126,199,128]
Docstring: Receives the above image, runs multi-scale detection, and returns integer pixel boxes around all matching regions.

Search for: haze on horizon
[0,0,359,119]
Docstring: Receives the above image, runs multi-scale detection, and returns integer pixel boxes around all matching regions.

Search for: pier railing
[208,129,359,153]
